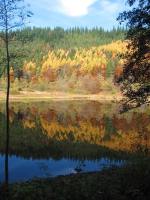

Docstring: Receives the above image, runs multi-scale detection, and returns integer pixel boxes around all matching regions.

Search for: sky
[26,0,128,30]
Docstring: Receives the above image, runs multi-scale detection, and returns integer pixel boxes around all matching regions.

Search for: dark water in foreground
[0,101,149,183]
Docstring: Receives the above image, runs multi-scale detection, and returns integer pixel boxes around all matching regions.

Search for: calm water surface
[0,101,149,183]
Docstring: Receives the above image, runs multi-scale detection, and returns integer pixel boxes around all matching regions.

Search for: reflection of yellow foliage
[23,119,36,129]
[103,130,150,153]
[39,109,150,154]
[40,114,149,155]
[7,104,150,155]
[40,117,106,145]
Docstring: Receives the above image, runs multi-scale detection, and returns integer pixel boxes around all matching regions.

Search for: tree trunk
[4,27,10,197]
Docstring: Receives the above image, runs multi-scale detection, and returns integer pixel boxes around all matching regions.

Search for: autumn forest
[0,0,150,199]
[0,27,126,94]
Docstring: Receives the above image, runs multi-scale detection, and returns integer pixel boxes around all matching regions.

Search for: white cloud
[58,0,97,17]
[26,0,125,17]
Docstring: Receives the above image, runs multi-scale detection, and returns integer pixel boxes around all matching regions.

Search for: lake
[0,100,149,183]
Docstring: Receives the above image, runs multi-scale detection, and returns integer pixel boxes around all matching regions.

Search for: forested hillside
[13,27,125,48]
[0,27,126,94]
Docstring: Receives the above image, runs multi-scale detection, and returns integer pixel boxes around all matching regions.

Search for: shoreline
[0,160,149,200]
[0,91,122,102]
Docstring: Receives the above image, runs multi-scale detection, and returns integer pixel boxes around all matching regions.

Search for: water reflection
[0,156,125,183]
[0,101,149,183]
[0,97,10,199]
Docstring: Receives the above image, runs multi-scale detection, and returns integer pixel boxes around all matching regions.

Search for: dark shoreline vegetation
[0,159,150,200]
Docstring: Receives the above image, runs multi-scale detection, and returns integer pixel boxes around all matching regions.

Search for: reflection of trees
[4,100,9,198]
[0,102,149,160]
[0,99,10,198]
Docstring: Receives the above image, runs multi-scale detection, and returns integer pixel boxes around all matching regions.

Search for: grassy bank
[0,160,150,200]
[0,91,122,102]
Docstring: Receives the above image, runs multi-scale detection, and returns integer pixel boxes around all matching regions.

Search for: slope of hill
[0,27,126,95]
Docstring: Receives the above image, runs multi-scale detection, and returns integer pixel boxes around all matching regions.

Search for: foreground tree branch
[117,0,150,112]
